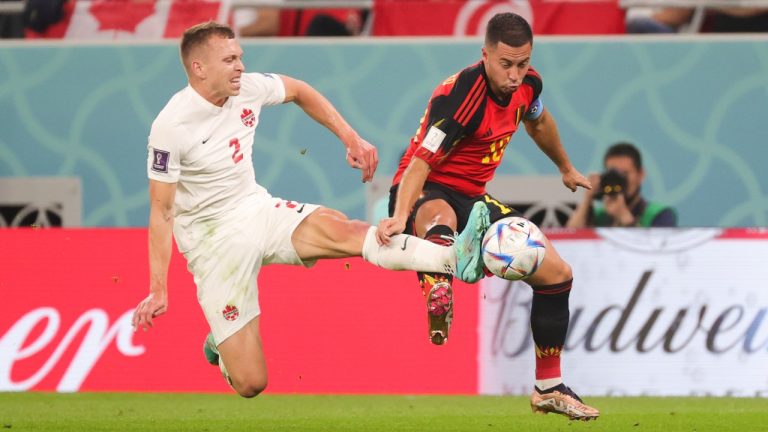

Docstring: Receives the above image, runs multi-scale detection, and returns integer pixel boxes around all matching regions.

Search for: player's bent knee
[236,386,266,399]
[546,260,572,284]
[228,368,268,398]
[234,377,268,398]
[536,254,573,285]
[414,199,457,234]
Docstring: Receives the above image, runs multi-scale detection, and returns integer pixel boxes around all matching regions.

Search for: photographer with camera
[567,142,677,228]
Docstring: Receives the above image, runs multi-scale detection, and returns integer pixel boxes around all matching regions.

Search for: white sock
[536,377,563,391]
[362,227,455,274]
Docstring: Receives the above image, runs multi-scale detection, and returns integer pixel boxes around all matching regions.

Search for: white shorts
[177,195,319,345]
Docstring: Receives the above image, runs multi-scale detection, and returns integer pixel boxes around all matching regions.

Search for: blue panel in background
[0,38,766,227]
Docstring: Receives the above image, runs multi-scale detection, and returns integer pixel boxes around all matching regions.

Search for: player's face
[604,155,645,199]
[482,41,532,98]
[200,36,245,104]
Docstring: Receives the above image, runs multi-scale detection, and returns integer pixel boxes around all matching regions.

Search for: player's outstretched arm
[523,108,591,192]
[279,75,378,182]
[376,157,431,246]
[133,179,176,331]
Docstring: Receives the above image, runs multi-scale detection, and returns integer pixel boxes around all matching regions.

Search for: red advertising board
[0,229,477,393]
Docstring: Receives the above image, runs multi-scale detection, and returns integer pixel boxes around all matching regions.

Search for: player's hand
[603,194,634,226]
[376,216,406,246]
[562,168,592,192]
[132,290,168,332]
[345,135,379,183]
[584,173,600,199]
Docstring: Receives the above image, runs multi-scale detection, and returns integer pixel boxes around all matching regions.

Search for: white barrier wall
[480,229,768,397]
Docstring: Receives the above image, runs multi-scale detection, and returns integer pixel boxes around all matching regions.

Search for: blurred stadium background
[0,0,767,430]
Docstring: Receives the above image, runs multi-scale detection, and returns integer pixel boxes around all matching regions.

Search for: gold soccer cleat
[530,384,600,421]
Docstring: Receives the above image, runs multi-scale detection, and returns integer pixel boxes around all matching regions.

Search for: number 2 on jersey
[229,138,244,164]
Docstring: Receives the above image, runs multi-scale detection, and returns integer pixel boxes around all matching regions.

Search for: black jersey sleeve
[413,64,486,166]
[523,67,543,103]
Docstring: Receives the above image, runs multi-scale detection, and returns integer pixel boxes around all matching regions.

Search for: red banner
[0,229,477,393]
[27,0,624,39]
[26,0,222,39]
[372,0,625,36]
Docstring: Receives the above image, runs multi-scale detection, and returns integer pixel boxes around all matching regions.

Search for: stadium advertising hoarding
[480,228,768,397]
[0,229,476,394]
[1,228,766,396]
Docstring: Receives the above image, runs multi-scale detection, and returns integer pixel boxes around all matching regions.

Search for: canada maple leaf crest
[222,304,239,321]
[241,108,255,127]
[89,0,157,33]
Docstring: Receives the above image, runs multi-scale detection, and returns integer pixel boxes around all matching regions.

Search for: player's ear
[190,59,205,79]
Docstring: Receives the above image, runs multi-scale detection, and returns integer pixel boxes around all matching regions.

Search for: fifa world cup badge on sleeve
[152,148,170,173]
[421,126,446,153]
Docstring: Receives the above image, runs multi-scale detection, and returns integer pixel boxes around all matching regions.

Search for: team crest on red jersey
[222,304,239,321]
[515,104,526,125]
[240,108,255,127]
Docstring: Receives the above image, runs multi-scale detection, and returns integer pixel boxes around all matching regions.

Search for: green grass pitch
[0,393,766,431]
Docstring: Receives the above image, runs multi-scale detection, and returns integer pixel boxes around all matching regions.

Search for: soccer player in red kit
[375,13,599,421]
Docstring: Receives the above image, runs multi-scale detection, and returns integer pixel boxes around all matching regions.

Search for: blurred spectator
[708,8,768,32]
[567,142,677,228]
[627,6,768,34]
[235,7,365,37]
[234,7,280,37]
[626,7,696,33]
[0,0,24,38]
[23,0,67,33]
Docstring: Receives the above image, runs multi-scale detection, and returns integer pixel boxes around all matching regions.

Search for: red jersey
[392,62,543,196]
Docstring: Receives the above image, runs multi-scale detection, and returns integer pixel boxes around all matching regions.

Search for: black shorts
[388,182,521,235]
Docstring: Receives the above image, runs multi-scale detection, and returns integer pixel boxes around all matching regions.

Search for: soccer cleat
[454,202,491,283]
[204,333,234,388]
[203,332,219,365]
[426,280,453,345]
[530,384,600,421]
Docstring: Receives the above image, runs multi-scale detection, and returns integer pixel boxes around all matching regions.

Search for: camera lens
[595,168,628,199]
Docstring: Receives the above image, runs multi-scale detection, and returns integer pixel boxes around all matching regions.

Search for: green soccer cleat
[203,332,219,366]
[454,202,491,283]
[204,332,235,389]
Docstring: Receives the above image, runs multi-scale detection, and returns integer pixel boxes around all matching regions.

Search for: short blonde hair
[180,21,235,70]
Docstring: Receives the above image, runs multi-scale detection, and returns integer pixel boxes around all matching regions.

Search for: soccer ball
[481,216,546,280]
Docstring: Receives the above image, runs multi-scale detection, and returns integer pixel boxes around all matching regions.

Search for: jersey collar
[480,62,513,108]
[187,85,234,114]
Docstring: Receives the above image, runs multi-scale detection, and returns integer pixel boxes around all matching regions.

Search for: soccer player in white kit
[131,22,491,398]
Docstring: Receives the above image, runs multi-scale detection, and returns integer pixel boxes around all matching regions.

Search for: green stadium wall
[1,37,767,227]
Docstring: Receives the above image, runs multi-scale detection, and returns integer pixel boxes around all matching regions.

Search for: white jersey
[146,72,286,242]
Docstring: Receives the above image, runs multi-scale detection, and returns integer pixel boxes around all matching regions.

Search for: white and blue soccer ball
[481,216,546,280]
